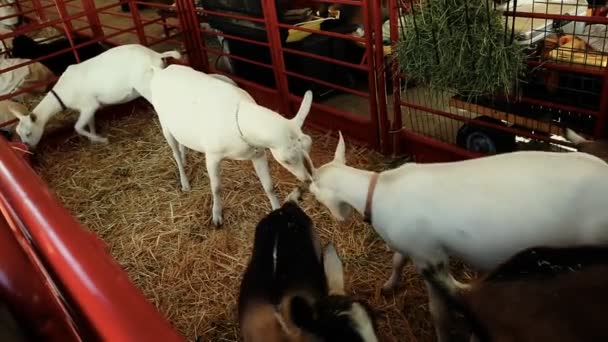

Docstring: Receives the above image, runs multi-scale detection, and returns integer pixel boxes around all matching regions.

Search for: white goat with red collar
[308,132,608,342]
[148,64,314,226]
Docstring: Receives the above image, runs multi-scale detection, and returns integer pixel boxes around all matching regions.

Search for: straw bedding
[30,104,467,342]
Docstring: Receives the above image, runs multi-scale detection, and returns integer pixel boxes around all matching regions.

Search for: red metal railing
[0,137,185,341]
[190,0,388,149]
[0,0,188,338]
[5,0,607,337]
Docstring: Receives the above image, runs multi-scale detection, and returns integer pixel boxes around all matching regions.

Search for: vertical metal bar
[261,0,290,115]
[128,0,148,45]
[371,0,390,153]
[54,0,80,63]
[81,0,103,38]
[31,0,47,21]
[13,0,23,20]
[389,0,403,154]
[595,68,608,138]
[191,9,210,71]
[175,0,197,67]
[176,0,207,70]
[361,0,380,148]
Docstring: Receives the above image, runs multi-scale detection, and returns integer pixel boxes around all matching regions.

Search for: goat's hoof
[286,187,302,203]
[92,137,109,144]
[380,283,397,296]
[212,216,223,227]
[181,184,191,192]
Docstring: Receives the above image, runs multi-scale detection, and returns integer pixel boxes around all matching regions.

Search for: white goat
[148,64,314,226]
[308,132,608,342]
[9,44,181,148]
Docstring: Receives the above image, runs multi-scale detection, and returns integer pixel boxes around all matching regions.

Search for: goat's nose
[22,141,35,151]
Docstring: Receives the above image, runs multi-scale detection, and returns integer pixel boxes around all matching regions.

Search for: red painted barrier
[0,138,185,341]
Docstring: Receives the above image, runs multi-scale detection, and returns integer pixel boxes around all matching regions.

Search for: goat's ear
[289,296,316,332]
[324,243,345,295]
[303,152,315,180]
[292,90,313,128]
[333,131,346,164]
[8,107,25,120]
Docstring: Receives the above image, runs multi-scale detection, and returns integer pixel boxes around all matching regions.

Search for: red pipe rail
[0,213,82,341]
[370,0,390,153]
[389,0,403,154]
[0,138,185,341]
[192,0,388,148]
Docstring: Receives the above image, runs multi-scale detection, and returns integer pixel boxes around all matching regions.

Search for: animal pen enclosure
[0,0,608,341]
[390,0,608,160]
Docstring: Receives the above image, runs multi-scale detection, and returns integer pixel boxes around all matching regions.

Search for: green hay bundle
[394,0,526,96]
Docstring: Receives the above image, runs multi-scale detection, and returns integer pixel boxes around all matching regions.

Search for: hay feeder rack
[448,0,607,154]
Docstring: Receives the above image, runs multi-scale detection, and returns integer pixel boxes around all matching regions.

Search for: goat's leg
[418,257,469,342]
[381,252,408,293]
[179,144,187,165]
[161,127,190,192]
[424,278,453,342]
[74,107,108,143]
[251,153,280,210]
[206,154,223,227]
[87,116,96,135]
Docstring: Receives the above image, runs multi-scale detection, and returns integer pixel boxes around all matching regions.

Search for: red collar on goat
[363,172,379,224]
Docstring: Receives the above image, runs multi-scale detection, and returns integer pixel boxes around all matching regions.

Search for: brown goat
[238,200,378,342]
[565,128,608,162]
[423,245,608,342]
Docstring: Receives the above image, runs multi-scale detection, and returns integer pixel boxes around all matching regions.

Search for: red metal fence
[183,0,391,152]
[1,0,607,158]
[1,0,608,338]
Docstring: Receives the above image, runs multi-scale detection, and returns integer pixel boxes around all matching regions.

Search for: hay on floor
[33,105,452,342]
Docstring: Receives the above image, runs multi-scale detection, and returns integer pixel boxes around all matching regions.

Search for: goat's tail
[159,50,182,60]
[565,128,589,145]
[421,267,491,342]
[148,64,163,77]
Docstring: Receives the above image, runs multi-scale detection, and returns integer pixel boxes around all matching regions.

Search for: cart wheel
[456,116,516,154]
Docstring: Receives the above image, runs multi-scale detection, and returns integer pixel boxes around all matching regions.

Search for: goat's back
[376,151,608,270]
[238,201,326,313]
[576,141,608,163]
[149,64,260,151]
[466,246,608,342]
[57,44,170,105]
[238,202,327,340]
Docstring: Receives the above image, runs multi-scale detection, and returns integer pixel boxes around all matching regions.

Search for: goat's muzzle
[285,182,310,204]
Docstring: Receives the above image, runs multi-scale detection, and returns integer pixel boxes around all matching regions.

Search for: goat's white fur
[148,64,314,226]
[309,132,608,342]
[565,127,590,145]
[10,44,181,148]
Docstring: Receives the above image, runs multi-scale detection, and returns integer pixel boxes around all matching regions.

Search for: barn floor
[30,104,457,342]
